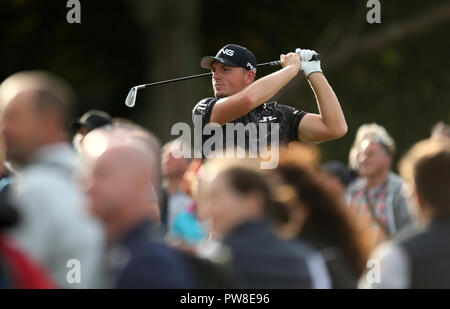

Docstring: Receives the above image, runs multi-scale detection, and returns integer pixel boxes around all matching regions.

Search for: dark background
[1,0,449,168]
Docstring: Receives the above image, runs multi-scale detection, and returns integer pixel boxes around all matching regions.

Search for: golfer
[193,44,347,156]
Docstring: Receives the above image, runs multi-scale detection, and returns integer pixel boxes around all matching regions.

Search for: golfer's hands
[296,48,322,77]
[280,52,301,73]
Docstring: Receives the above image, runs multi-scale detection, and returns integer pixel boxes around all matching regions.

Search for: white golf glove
[295,48,322,77]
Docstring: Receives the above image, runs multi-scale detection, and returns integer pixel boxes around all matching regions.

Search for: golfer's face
[211,62,248,98]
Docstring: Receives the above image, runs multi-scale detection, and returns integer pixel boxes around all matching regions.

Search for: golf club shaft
[258,54,321,67]
[140,54,321,88]
[141,72,212,89]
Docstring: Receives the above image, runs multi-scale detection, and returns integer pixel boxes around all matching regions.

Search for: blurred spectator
[171,203,207,245]
[322,160,357,199]
[0,138,14,195]
[0,233,57,289]
[170,159,209,245]
[323,161,356,188]
[160,140,193,234]
[83,125,198,288]
[363,138,450,288]
[1,175,50,288]
[70,109,112,152]
[0,137,17,228]
[431,121,450,141]
[0,71,104,288]
[270,148,371,288]
[204,158,330,288]
[0,161,18,234]
[346,123,416,246]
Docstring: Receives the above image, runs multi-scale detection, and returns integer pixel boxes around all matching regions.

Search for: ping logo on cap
[222,49,235,57]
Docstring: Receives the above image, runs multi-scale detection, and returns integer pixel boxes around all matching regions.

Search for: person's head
[322,161,356,196]
[82,124,161,241]
[71,110,112,153]
[161,139,192,180]
[204,158,272,238]
[71,109,112,136]
[0,71,75,165]
[399,138,450,222]
[200,44,257,98]
[269,150,371,277]
[431,122,450,141]
[349,123,395,178]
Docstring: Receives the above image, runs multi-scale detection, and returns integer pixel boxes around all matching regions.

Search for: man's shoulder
[196,97,217,105]
[263,101,304,114]
[387,172,404,187]
[262,101,289,112]
[126,241,194,276]
[118,241,198,288]
[132,240,176,257]
[399,220,450,250]
[20,166,67,185]
[126,230,184,261]
[15,164,81,200]
[193,97,218,114]
[347,177,366,194]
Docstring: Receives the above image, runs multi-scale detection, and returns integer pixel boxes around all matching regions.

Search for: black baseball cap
[70,109,112,133]
[200,44,257,72]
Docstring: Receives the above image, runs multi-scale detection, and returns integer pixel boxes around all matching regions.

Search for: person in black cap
[193,44,347,158]
[71,109,112,151]
[71,109,113,137]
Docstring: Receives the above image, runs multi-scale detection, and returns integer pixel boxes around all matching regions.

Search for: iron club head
[125,85,146,108]
[125,87,137,108]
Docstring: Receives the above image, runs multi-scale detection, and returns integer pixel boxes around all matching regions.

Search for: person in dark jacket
[83,125,198,288]
[268,147,371,289]
[204,159,330,288]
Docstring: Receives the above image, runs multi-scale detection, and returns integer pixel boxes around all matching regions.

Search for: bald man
[82,125,198,288]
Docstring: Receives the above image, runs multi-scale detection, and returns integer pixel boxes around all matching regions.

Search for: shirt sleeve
[192,98,219,125]
[277,104,308,141]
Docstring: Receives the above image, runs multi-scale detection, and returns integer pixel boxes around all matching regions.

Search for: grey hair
[348,123,395,170]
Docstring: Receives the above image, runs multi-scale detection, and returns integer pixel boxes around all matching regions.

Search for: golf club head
[125,86,138,108]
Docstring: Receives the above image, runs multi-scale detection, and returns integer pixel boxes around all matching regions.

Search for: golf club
[125,53,321,108]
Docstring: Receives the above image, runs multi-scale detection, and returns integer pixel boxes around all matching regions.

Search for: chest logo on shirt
[259,116,277,123]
